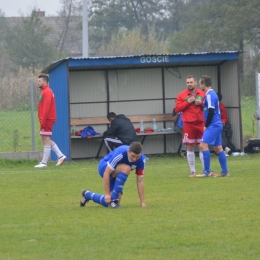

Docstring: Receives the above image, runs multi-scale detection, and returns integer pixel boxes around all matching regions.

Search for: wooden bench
[70,114,182,157]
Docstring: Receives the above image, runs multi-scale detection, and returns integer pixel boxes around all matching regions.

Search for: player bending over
[80,142,146,208]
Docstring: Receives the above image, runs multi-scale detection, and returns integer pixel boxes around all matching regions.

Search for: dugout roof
[42,51,239,73]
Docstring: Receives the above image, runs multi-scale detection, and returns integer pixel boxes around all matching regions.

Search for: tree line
[0,0,259,93]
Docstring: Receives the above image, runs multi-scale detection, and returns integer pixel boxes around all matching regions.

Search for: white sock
[187,151,196,172]
[42,146,51,164]
[199,151,204,171]
[51,143,63,158]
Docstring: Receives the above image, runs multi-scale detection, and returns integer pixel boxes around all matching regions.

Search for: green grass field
[0,110,42,152]
[1,155,260,260]
[241,96,258,139]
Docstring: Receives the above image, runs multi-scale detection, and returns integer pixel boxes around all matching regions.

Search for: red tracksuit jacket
[175,88,205,123]
[219,102,228,124]
[38,85,56,127]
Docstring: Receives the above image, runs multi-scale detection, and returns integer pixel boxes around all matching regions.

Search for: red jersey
[219,102,228,124]
[175,88,205,123]
[38,85,56,127]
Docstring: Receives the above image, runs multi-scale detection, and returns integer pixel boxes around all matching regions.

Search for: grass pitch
[0,155,260,260]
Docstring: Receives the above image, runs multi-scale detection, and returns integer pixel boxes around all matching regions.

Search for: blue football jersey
[103,145,145,171]
[203,89,221,125]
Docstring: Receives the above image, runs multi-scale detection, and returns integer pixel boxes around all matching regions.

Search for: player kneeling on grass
[80,142,146,209]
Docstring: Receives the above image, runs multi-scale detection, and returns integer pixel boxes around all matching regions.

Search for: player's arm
[103,166,114,203]
[205,108,214,127]
[175,95,190,113]
[41,91,52,127]
[136,170,146,208]
[103,121,118,137]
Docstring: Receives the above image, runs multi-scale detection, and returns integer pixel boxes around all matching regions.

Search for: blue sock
[111,172,128,201]
[218,150,228,173]
[85,191,108,207]
[202,150,211,173]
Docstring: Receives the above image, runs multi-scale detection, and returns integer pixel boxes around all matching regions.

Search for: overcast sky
[1,0,62,17]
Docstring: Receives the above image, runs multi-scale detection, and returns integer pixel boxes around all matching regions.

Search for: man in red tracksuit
[175,75,205,177]
[34,74,66,168]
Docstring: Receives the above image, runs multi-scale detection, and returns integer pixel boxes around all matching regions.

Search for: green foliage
[0,10,11,76]
[96,27,167,56]
[56,0,82,53]
[241,73,256,97]
[4,9,58,70]
[0,68,40,110]
[167,0,260,85]
[168,0,260,53]
[1,156,260,259]
[0,99,37,112]
[89,0,186,50]
[241,96,258,140]
[15,103,34,112]
[0,110,42,152]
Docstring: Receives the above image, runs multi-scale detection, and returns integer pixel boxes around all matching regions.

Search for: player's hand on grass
[140,202,146,208]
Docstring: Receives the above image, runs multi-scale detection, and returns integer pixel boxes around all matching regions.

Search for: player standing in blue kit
[198,75,229,177]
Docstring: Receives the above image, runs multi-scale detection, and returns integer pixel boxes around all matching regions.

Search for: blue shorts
[202,124,223,146]
[98,159,116,192]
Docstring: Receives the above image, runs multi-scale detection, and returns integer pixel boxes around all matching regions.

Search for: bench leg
[177,139,182,153]
[140,136,146,145]
[96,140,104,158]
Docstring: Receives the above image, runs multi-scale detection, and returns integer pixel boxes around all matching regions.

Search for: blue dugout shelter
[42,51,241,161]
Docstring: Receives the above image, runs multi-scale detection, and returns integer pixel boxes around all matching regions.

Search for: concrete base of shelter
[0,151,43,160]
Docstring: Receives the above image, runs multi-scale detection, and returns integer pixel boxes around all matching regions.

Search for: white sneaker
[34,162,47,168]
[56,155,66,166]
[225,147,231,155]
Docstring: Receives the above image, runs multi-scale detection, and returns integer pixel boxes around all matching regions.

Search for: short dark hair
[107,112,116,120]
[129,142,143,154]
[38,74,49,83]
[200,75,211,87]
[217,92,222,101]
[186,75,197,81]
